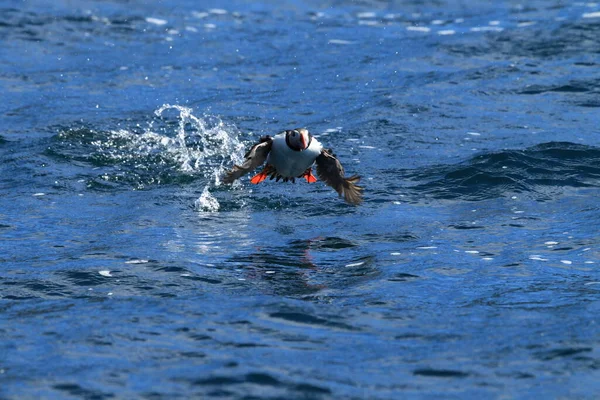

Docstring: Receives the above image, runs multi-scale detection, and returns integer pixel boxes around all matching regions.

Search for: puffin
[222,128,363,205]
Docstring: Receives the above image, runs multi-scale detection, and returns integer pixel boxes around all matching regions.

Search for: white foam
[560,260,573,265]
[465,250,480,254]
[438,30,456,35]
[146,17,168,26]
[99,270,112,277]
[209,8,228,15]
[517,21,537,27]
[466,132,481,136]
[470,26,503,32]
[345,261,365,267]
[328,39,355,45]
[407,26,431,33]
[33,193,46,196]
[125,259,150,264]
[391,252,402,256]
[357,12,377,19]
[417,246,437,250]
[583,11,600,18]
[529,255,548,261]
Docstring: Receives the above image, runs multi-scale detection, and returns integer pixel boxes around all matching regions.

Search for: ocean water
[1,0,600,398]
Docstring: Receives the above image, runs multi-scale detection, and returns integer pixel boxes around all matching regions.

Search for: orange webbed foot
[250,171,268,184]
[250,165,273,184]
[303,169,317,183]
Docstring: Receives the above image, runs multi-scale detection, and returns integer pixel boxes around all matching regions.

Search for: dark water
[2,0,600,398]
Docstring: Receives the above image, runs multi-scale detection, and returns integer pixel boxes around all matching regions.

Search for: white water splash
[154,104,245,176]
[57,104,245,209]
[152,104,246,211]
[195,186,220,212]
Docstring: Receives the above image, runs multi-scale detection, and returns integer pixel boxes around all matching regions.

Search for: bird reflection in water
[228,236,358,297]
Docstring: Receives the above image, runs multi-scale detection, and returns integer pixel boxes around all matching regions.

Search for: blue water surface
[1,0,600,398]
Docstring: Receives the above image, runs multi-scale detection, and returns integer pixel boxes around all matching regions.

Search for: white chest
[267,133,323,177]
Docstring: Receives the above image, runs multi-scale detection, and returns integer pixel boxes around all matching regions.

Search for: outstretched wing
[315,149,363,205]
[222,136,272,184]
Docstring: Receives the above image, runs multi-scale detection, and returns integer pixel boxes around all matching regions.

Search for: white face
[287,129,310,151]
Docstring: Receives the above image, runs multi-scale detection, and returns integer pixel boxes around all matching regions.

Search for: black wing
[222,136,272,184]
[315,149,363,205]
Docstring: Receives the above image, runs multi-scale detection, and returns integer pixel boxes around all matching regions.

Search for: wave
[402,142,600,201]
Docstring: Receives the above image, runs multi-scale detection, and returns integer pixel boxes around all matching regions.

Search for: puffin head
[285,128,311,151]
